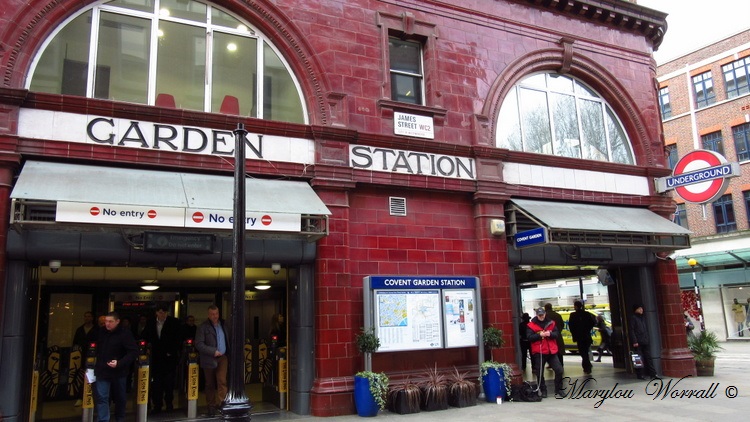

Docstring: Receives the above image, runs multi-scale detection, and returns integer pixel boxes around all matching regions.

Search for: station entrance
[32,265,289,421]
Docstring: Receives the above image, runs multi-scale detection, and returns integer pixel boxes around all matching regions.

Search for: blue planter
[354,375,380,417]
[482,367,506,402]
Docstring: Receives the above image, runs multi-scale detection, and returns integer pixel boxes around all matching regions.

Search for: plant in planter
[479,361,512,402]
[479,326,511,402]
[420,364,449,411]
[387,377,422,414]
[447,366,477,408]
[688,330,723,376]
[353,327,389,417]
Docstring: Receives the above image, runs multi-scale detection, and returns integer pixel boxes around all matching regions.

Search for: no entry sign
[656,149,739,204]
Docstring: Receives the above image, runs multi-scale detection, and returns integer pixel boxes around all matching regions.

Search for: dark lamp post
[222,123,252,420]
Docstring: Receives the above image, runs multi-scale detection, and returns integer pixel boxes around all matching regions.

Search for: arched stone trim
[480,47,655,167]
[1,0,333,126]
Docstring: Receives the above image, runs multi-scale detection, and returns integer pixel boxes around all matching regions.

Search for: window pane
[155,21,205,110]
[389,39,421,74]
[548,73,573,93]
[574,80,598,98]
[497,89,522,150]
[607,108,633,164]
[212,7,247,30]
[97,12,151,103]
[734,123,750,161]
[263,43,304,123]
[211,32,257,116]
[579,99,607,161]
[520,88,552,154]
[107,0,155,13]
[159,0,207,23]
[551,92,580,158]
[390,73,421,104]
[29,11,92,95]
[522,73,546,89]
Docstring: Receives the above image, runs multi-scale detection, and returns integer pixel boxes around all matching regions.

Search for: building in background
[0,0,695,420]
[657,28,750,341]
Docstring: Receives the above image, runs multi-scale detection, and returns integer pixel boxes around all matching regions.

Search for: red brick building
[657,28,750,341]
[0,0,694,419]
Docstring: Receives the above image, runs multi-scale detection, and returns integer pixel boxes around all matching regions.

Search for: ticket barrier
[82,342,97,422]
[184,339,199,419]
[136,340,150,422]
[262,335,287,409]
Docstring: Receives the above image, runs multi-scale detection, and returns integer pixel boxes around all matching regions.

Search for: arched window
[496,73,634,164]
[27,0,306,123]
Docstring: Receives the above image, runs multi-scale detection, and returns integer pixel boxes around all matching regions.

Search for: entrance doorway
[31,265,288,421]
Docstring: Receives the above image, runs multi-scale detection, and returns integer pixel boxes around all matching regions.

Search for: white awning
[507,199,691,250]
[10,161,330,237]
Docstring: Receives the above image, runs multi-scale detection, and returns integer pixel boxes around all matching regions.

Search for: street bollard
[136,340,150,422]
[185,339,199,418]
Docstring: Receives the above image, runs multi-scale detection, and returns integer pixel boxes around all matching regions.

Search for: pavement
[190,341,750,422]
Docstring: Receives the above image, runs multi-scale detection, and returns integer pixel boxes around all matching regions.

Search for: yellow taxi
[556,304,611,353]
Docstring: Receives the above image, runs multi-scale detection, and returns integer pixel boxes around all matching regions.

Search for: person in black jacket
[568,300,596,374]
[518,313,531,371]
[94,311,138,422]
[142,305,183,414]
[629,304,657,380]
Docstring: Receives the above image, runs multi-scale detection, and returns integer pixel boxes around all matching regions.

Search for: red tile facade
[0,0,697,417]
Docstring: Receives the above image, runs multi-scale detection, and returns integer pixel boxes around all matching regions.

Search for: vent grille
[389,197,406,216]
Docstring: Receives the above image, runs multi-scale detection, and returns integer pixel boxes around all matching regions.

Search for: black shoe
[541,390,548,398]
[554,391,565,399]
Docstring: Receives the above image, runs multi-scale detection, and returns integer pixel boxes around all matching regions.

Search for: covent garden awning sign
[655,149,740,204]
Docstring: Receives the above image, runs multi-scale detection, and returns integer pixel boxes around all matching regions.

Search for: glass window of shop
[27,0,305,124]
[723,286,750,339]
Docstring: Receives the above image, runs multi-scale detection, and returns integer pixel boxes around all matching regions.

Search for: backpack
[511,382,543,402]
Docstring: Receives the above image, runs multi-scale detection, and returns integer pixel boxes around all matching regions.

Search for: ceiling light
[159,8,170,17]
[254,284,271,290]
[139,280,161,291]
[227,42,238,52]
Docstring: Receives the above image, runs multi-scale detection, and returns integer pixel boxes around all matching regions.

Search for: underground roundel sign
[662,150,738,204]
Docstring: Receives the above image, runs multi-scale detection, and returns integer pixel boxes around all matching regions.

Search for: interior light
[157,29,164,38]
[139,280,161,291]
[405,90,412,97]
[254,284,271,290]
[236,24,248,33]
[227,42,238,52]
[159,8,170,17]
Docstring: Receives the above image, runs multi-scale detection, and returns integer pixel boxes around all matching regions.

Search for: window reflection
[27,0,305,124]
[496,73,634,165]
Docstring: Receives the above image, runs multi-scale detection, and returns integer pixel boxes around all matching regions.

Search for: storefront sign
[655,150,740,204]
[144,232,214,253]
[350,145,475,180]
[394,112,434,139]
[17,109,315,165]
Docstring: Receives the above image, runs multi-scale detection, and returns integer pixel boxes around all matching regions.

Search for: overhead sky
[636,0,750,64]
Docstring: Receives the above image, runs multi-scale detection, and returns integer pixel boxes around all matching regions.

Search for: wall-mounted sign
[655,149,740,204]
[17,109,316,165]
[56,201,302,232]
[364,276,479,352]
[349,145,475,180]
[394,112,434,139]
[514,227,547,249]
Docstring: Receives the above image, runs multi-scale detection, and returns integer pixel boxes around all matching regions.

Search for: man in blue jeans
[94,312,138,422]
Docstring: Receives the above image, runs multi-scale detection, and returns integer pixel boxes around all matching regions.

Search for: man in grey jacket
[195,305,229,416]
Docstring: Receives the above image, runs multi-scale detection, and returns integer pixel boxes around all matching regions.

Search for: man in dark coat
[526,307,564,399]
[195,305,229,417]
[94,311,138,422]
[142,305,183,414]
[568,300,596,374]
[629,304,657,379]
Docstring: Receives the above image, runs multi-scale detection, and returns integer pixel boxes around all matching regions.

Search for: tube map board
[366,276,479,352]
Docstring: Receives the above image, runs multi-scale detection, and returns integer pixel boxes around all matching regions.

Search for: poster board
[365,276,479,352]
